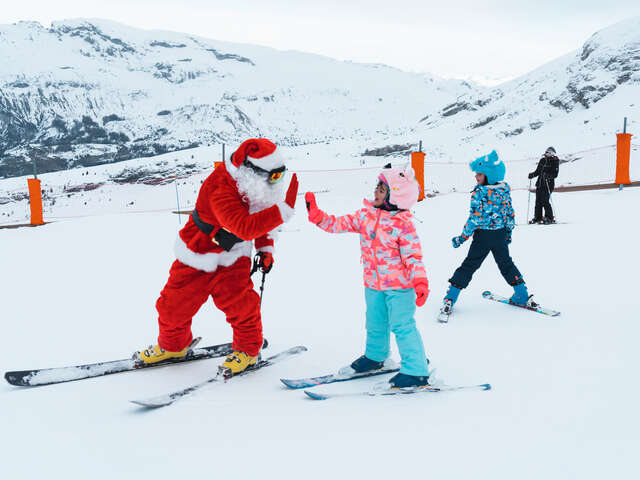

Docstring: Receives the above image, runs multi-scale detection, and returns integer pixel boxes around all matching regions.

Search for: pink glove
[304,192,324,224]
[414,279,430,307]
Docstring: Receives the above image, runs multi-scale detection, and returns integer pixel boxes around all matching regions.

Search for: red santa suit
[156,138,296,357]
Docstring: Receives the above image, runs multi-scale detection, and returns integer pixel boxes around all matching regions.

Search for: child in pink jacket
[304,164,431,389]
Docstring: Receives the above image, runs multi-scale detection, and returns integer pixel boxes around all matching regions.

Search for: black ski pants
[534,181,554,220]
[449,228,524,289]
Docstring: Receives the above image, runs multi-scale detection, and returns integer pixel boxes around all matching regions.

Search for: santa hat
[229,138,286,172]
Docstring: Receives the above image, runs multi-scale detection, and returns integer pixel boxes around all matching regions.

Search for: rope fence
[0,142,637,225]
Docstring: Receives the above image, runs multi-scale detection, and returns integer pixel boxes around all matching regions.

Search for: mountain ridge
[1,16,639,178]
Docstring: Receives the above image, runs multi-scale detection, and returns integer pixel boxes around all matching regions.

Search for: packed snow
[1,147,639,479]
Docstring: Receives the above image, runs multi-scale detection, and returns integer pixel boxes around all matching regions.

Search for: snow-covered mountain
[411,16,640,160]
[1,16,639,180]
[0,19,471,178]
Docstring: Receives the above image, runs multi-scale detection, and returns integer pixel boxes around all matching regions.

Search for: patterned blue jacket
[461,182,515,239]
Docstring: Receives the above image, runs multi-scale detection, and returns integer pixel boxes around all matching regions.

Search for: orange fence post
[411,151,426,201]
[615,132,632,185]
[27,178,44,225]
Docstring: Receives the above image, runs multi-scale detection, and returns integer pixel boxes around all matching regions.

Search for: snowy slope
[1,160,640,479]
[1,14,639,480]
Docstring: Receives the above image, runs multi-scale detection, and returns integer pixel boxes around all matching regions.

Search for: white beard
[234,165,285,214]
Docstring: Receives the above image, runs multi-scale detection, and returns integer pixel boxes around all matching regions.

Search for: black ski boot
[389,372,430,389]
[350,355,385,373]
[337,355,384,377]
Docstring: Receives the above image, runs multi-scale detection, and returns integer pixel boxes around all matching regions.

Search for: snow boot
[219,351,259,378]
[444,284,461,304]
[509,283,530,306]
[337,355,385,377]
[388,372,430,389]
[542,216,556,224]
[134,337,201,365]
[529,218,542,224]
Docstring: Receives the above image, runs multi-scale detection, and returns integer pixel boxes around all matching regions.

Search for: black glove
[252,251,274,274]
[528,172,535,179]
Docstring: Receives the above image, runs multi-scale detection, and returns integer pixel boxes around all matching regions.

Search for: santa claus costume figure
[136,138,298,376]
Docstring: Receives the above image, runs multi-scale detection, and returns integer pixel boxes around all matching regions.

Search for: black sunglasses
[244,159,287,184]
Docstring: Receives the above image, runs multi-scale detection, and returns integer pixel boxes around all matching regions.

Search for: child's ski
[131,346,307,409]
[280,366,399,389]
[5,338,268,387]
[516,221,569,226]
[437,301,453,323]
[304,382,491,400]
[482,291,560,317]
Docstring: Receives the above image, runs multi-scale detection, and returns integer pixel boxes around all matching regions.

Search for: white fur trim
[174,235,252,273]
[248,148,286,172]
[226,147,287,179]
[256,245,275,254]
[278,202,295,222]
[225,152,239,178]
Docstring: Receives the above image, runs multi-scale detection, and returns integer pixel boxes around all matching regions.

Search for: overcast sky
[3,1,640,85]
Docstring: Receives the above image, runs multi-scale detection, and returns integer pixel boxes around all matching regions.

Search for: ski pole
[526,178,532,224]
[257,271,266,309]
[174,173,181,225]
[546,178,557,221]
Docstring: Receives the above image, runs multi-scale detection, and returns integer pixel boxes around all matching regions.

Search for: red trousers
[156,256,263,356]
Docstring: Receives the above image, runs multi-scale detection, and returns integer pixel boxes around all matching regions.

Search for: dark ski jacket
[528,155,559,191]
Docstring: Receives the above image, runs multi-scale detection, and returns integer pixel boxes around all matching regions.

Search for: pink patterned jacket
[314,200,428,291]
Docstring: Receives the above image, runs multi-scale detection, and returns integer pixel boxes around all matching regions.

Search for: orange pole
[411,151,426,201]
[615,133,632,184]
[27,178,44,225]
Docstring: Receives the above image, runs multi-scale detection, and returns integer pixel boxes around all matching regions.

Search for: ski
[280,366,399,389]
[482,290,560,317]
[304,382,491,400]
[516,221,569,226]
[437,301,453,323]
[131,345,307,409]
[4,337,268,387]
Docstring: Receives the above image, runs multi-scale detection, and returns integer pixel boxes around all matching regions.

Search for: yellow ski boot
[134,337,200,365]
[219,351,259,378]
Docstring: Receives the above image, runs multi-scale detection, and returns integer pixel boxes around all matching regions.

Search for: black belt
[192,209,214,235]
[191,209,243,251]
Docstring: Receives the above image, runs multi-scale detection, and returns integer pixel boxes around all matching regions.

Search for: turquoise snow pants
[364,287,429,377]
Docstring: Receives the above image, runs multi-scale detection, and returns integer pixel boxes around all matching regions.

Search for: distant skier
[135,138,299,377]
[304,164,431,389]
[439,151,533,322]
[528,146,559,224]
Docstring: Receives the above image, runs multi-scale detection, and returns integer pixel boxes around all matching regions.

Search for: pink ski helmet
[378,164,420,210]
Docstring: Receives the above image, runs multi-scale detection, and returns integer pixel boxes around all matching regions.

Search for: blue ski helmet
[469,150,505,184]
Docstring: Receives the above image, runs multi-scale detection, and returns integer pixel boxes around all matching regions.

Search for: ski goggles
[244,160,287,184]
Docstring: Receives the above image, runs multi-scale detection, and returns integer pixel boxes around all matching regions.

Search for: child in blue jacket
[439,150,533,321]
